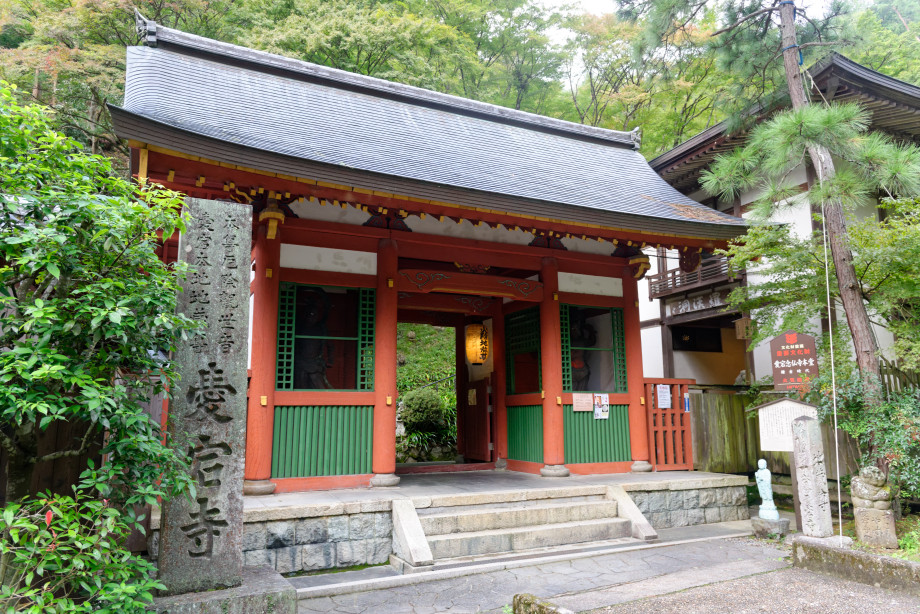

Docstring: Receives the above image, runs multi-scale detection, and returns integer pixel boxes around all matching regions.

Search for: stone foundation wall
[151,508,394,576]
[628,485,749,529]
[241,511,393,573]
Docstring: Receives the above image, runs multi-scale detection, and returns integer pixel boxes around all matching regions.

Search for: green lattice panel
[611,308,628,393]
[358,288,375,391]
[275,282,297,390]
[560,305,572,391]
[505,307,541,395]
[563,404,631,464]
[271,406,373,477]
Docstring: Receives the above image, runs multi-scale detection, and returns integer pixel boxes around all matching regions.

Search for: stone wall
[241,511,393,573]
[151,507,394,576]
[628,485,749,529]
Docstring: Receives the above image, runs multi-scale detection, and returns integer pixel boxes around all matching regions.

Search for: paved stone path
[591,566,920,614]
[297,538,788,613]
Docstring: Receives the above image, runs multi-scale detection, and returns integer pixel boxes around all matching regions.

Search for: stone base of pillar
[540,464,570,477]
[630,460,654,473]
[495,457,508,470]
[242,479,277,496]
[370,473,401,487]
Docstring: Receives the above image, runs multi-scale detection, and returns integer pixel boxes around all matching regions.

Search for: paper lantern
[465,324,490,366]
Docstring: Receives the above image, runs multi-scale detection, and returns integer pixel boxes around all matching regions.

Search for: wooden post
[243,221,280,495]
[455,322,468,459]
[539,258,568,477]
[492,303,508,466]
[371,239,400,487]
[623,273,653,472]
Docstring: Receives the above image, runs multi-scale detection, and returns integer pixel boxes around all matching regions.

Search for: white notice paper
[573,393,594,412]
[593,393,609,420]
[656,384,672,409]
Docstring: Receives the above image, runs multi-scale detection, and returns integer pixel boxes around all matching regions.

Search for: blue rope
[781,44,805,65]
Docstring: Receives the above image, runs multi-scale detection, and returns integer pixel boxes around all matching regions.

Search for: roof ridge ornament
[631,126,642,150]
[135,9,157,47]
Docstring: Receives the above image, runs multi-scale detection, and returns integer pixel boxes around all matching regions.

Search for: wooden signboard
[756,398,819,452]
[770,330,818,390]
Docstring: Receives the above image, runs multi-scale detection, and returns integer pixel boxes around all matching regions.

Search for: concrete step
[427,517,633,560]
[420,500,619,535]
[417,493,606,516]
[414,485,609,510]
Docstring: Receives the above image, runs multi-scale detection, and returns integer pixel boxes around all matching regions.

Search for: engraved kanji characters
[185,362,235,423]
[181,497,228,558]
[189,434,232,488]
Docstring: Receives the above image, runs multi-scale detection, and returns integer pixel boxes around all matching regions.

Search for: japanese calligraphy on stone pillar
[158,198,251,596]
[792,416,833,538]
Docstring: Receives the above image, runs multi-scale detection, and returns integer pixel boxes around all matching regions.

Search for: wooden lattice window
[276,283,375,391]
[561,304,628,393]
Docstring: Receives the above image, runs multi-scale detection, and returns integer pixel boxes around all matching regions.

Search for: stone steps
[416,493,606,516]
[427,517,633,560]
[419,500,618,535]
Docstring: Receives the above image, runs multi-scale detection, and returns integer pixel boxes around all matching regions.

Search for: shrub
[400,387,445,431]
[0,489,161,612]
[810,372,920,499]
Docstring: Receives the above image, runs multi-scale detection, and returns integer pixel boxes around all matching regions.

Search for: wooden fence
[644,379,695,470]
[688,386,860,479]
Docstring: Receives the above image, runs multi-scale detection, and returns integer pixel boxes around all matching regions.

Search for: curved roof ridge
[134,12,641,150]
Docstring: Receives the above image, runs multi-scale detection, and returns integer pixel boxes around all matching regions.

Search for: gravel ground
[590,567,920,614]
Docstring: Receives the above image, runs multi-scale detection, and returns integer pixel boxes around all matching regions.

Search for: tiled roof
[111,16,746,240]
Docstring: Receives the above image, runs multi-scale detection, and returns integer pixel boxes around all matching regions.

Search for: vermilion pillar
[539,257,569,477]
[243,219,281,495]
[455,323,467,458]
[492,304,508,466]
[370,239,400,487]
[622,271,652,472]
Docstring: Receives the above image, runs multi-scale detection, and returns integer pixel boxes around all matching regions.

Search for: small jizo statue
[851,466,892,510]
[755,459,780,521]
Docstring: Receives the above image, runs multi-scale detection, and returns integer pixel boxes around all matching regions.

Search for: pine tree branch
[710,7,781,38]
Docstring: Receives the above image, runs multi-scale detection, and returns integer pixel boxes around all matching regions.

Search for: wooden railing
[644,378,695,471]
[647,257,736,299]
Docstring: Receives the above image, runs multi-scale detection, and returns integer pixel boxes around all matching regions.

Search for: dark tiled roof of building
[651,53,920,193]
[111,16,746,240]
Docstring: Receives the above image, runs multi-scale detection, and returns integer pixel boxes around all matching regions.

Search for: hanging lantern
[465,323,490,366]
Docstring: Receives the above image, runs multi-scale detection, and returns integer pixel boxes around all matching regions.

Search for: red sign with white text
[769,330,818,390]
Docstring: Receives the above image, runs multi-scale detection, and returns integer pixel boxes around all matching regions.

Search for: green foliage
[0,82,197,505]
[239,0,477,93]
[395,323,457,457]
[707,105,920,362]
[0,491,161,613]
[807,372,920,499]
[617,0,851,123]
[400,387,446,431]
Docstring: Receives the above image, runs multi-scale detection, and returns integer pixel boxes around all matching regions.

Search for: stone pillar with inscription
[158,198,251,593]
[792,416,833,538]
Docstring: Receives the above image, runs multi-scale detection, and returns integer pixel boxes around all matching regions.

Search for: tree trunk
[4,451,33,504]
[778,2,881,391]
[3,429,36,504]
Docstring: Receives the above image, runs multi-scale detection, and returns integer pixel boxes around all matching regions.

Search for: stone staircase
[391,485,654,570]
